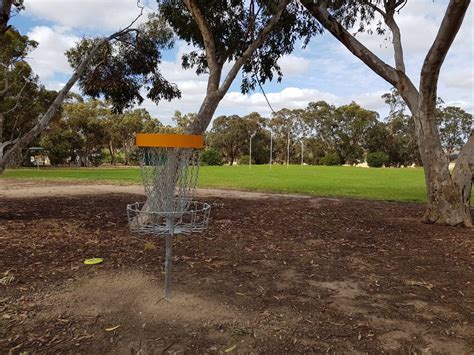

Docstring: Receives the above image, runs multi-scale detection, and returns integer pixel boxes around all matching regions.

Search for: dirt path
[0,179,315,200]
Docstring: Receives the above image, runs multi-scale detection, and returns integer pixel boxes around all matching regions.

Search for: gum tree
[0,5,179,173]
[157,0,318,134]
[71,1,318,129]
[300,0,473,226]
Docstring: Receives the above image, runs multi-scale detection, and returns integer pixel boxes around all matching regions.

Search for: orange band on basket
[135,133,204,149]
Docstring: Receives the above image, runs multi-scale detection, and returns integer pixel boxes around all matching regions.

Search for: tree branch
[419,0,470,116]
[0,63,10,97]
[184,0,220,90]
[0,0,14,34]
[0,7,145,173]
[219,0,291,96]
[0,137,18,157]
[362,0,386,17]
[301,0,419,112]
[383,0,406,72]
[1,77,28,115]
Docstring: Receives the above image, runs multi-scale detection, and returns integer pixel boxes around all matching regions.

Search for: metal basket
[127,200,211,235]
[126,133,210,299]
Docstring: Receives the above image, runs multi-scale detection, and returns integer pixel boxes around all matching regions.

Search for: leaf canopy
[158,0,320,93]
[66,14,181,113]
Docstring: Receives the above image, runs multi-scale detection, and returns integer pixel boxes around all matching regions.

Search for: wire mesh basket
[126,133,210,299]
[126,134,210,236]
[127,200,211,235]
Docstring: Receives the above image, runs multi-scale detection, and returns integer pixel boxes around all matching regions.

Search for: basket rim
[135,133,204,149]
[127,201,210,216]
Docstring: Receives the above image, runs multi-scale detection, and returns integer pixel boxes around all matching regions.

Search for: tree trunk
[0,0,13,34]
[0,23,141,174]
[452,134,474,226]
[108,142,115,165]
[414,110,472,226]
[0,112,4,144]
[0,45,100,173]
[187,92,222,135]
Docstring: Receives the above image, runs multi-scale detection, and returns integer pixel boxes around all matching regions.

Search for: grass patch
[0,165,440,203]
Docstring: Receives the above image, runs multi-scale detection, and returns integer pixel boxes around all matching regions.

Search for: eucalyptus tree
[208,115,251,165]
[436,106,472,159]
[334,102,379,165]
[300,0,473,226]
[0,0,23,34]
[68,1,317,133]
[0,29,56,164]
[0,5,179,173]
[157,0,318,134]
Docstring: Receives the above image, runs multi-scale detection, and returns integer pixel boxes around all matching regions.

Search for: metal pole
[249,135,252,170]
[164,217,174,299]
[286,130,290,167]
[249,132,256,170]
[301,140,304,165]
[270,130,273,170]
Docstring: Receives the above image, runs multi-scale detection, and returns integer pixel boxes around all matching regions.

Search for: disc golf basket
[127,133,211,298]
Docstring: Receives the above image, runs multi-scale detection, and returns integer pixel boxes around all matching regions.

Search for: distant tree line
[204,89,471,167]
[25,89,470,168]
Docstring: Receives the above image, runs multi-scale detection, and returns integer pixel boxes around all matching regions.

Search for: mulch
[1,192,473,353]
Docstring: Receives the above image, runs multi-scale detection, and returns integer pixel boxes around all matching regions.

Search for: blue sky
[10,0,473,126]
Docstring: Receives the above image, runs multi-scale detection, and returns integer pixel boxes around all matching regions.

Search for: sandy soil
[0,179,314,200]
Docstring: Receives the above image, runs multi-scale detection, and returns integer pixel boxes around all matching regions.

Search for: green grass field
[0,165,442,203]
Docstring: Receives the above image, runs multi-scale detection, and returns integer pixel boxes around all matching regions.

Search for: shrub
[367,151,389,168]
[201,148,222,166]
[238,154,255,165]
[320,153,341,166]
[89,152,105,167]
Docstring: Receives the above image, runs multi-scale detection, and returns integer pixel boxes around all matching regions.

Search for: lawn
[1,165,435,202]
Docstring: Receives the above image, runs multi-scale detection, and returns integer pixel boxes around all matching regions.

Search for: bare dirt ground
[1,180,473,354]
[0,179,314,200]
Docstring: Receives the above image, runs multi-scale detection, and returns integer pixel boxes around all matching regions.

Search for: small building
[24,147,51,167]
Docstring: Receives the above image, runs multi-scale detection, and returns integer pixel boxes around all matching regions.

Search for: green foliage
[207,112,267,165]
[172,110,197,132]
[66,14,180,112]
[436,106,472,157]
[39,100,160,167]
[0,27,37,64]
[89,152,105,167]
[102,150,125,165]
[1,29,57,148]
[238,155,254,165]
[366,151,389,168]
[201,148,222,166]
[158,0,320,92]
[270,108,304,164]
[304,101,378,165]
[40,126,83,165]
[320,153,342,166]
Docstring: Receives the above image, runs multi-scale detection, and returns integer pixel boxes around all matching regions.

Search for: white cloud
[278,55,311,76]
[20,0,472,127]
[26,26,79,79]
[442,69,474,90]
[24,0,151,32]
[221,87,338,115]
[141,86,388,126]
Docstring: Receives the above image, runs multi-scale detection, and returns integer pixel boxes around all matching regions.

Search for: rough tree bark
[301,0,472,226]
[0,0,14,34]
[0,15,144,174]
